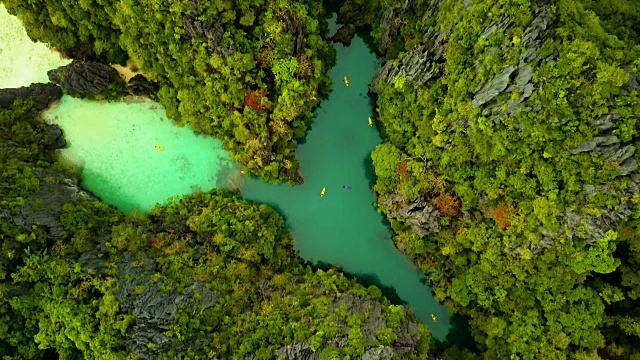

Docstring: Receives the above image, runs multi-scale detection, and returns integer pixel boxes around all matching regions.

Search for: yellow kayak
[344,76,349,87]
[431,314,437,323]
[154,145,163,151]
[320,187,326,197]
[368,117,373,127]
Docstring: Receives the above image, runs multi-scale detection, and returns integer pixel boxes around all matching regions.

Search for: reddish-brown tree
[492,203,513,229]
[434,193,461,216]
[244,89,269,113]
[396,161,410,179]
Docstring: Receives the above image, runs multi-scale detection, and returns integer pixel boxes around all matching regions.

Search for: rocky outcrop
[376,0,420,54]
[378,193,442,237]
[476,7,555,121]
[182,1,233,58]
[331,24,356,46]
[362,346,395,360]
[372,25,448,92]
[244,293,424,360]
[112,251,218,360]
[0,83,62,110]
[1,168,90,242]
[45,124,66,150]
[336,0,367,27]
[127,74,159,99]
[47,60,126,99]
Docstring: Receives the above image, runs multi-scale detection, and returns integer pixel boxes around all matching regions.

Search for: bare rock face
[127,74,159,99]
[47,60,125,99]
[112,252,218,360]
[362,346,395,360]
[336,0,367,27]
[181,0,234,58]
[1,168,90,242]
[0,83,62,110]
[45,124,66,150]
[245,293,424,360]
[378,193,442,237]
[332,24,357,46]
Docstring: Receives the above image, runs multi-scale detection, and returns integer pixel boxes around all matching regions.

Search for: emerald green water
[42,97,233,213]
[241,36,451,339]
[1,7,452,341]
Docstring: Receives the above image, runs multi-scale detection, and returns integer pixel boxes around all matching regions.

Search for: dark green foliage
[364,0,640,358]
[4,0,336,184]
[2,0,126,63]
[0,102,431,358]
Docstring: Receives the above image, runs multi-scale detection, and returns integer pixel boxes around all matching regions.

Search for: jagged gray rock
[473,65,516,108]
[182,1,233,57]
[47,60,125,98]
[372,27,448,92]
[332,24,357,46]
[570,135,620,154]
[336,0,367,27]
[114,252,217,360]
[247,293,423,360]
[1,168,89,241]
[378,0,417,54]
[0,83,62,110]
[274,341,318,360]
[362,346,395,360]
[45,124,66,150]
[378,193,441,237]
[127,74,159,98]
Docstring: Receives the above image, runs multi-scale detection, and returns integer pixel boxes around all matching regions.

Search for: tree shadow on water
[433,312,477,352]
[362,154,377,190]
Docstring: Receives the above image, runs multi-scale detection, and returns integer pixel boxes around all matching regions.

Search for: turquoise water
[241,36,451,339]
[1,7,452,340]
[43,97,233,213]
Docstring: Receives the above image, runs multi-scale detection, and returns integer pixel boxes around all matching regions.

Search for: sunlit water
[1,7,452,340]
[42,98,233,213]
[0,4,70,88]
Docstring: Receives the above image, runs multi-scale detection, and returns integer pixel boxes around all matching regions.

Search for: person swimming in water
[343,185,352,190]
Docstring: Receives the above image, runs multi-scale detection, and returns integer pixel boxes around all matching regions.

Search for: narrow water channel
[1,5,451,340]
[240,36,451,339]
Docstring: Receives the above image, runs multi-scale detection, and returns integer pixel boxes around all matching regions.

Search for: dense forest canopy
[3,0,336,184]
[3,0,640,358]
[349,0,640,358]
[0,101,431,359]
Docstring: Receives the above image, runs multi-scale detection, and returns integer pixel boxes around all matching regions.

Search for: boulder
[378,193,442,237]
[331,24,356,46]
[337,0,367,27]
[127,74,159,98]
[45,124,66,150]
[0,83,62,110]
[47,60,125,99]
